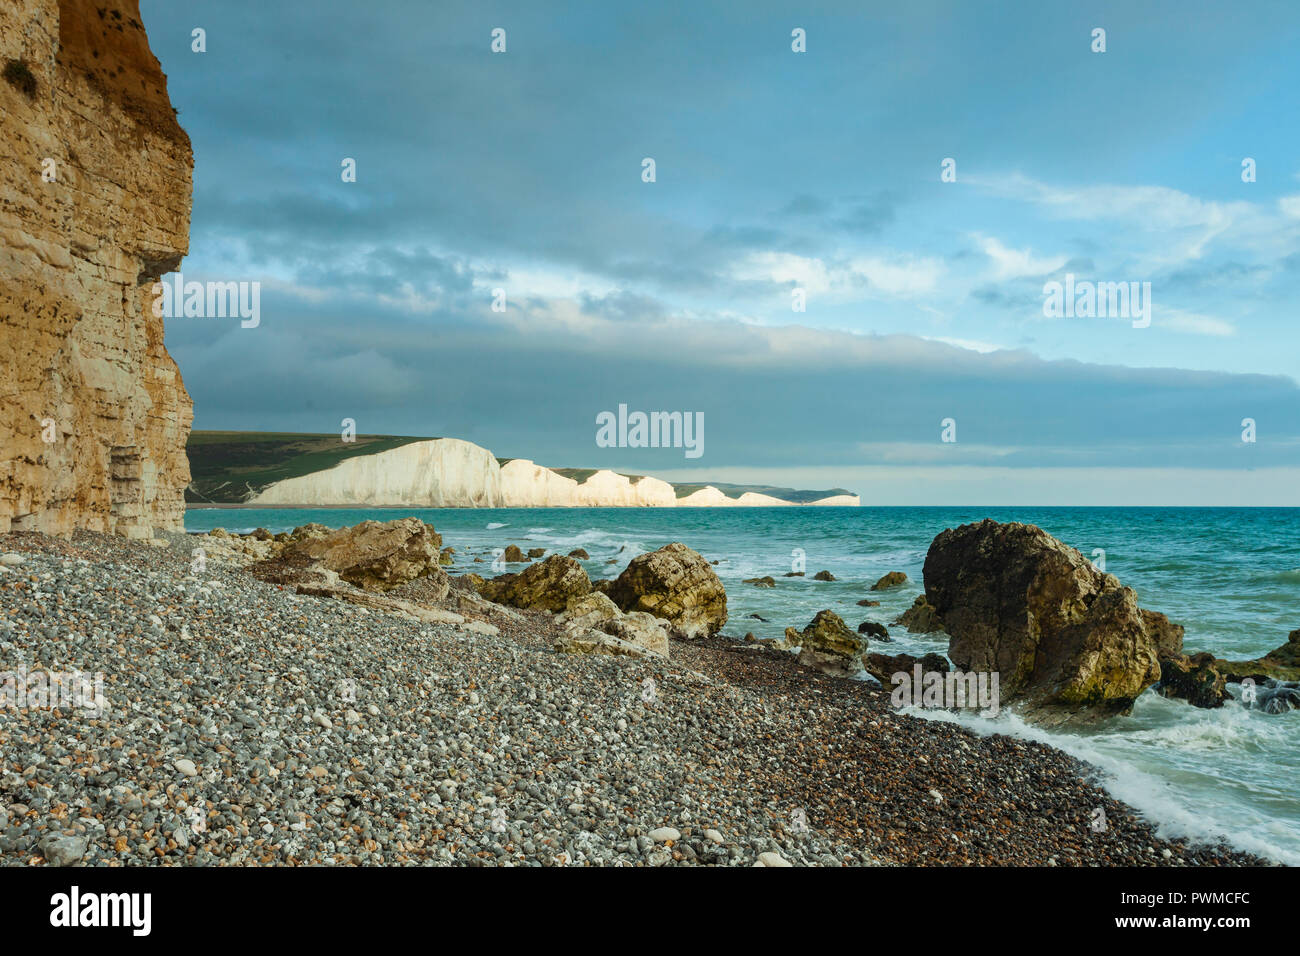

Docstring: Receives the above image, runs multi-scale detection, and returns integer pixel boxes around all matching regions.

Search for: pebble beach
[0,529,1270,867]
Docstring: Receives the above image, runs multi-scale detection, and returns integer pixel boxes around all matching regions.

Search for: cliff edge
[245,437,861,508]
[1,0,193,537]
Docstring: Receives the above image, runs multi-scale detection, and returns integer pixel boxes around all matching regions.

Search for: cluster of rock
[213,519,731,664]
[233,519,504,631]
[464,541,728,659]
[771,609,944,687]
[214,515,1295,722]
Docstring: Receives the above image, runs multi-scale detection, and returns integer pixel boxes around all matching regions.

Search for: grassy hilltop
[186,431,431,503]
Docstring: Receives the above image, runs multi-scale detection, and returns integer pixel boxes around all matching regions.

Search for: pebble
[0,529,1268,869]
[39,834,88,867]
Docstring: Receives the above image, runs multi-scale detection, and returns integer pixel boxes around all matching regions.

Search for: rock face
[784,610,865,676]
[923,520,1164,718]
[1,0,194,537]
[275,518,445,593]
[478,555,591,613]
[607,542,727,639]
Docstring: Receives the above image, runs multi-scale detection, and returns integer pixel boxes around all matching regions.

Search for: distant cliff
[0,0,193,537]
[219,436,860,508]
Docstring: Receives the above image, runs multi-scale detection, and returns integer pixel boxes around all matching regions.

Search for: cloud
[1155,308,1237,337]
[972,234,1068,280]
[850,255,944,297]
[138,0,1300,502]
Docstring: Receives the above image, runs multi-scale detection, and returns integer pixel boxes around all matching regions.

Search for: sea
[185,505,1300,864]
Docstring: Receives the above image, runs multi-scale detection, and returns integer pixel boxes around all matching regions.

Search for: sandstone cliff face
[1,0,193,537]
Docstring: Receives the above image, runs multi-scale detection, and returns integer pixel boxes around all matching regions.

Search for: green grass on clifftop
[186,431,431,503]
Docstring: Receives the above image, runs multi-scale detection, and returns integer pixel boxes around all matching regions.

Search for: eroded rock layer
[1,0,193,537]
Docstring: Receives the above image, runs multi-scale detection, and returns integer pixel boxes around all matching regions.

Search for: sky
[140,0,1300,504]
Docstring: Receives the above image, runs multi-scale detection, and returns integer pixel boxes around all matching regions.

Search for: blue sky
[142,0,1300,503]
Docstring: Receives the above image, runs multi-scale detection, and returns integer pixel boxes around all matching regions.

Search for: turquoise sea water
[185,505,1300,864]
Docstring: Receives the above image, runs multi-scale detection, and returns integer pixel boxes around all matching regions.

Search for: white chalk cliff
[249,439,860,508]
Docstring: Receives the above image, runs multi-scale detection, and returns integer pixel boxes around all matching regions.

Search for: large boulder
[264,518,445,593]
[608,542,727,639]
[478,555,591,613]
[785,610,865,676]
[923,519,1163,718]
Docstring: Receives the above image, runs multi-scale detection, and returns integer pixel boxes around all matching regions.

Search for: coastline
[0,527,1270,866]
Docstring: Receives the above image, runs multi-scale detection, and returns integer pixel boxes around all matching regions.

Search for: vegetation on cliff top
[186,431,431,503]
